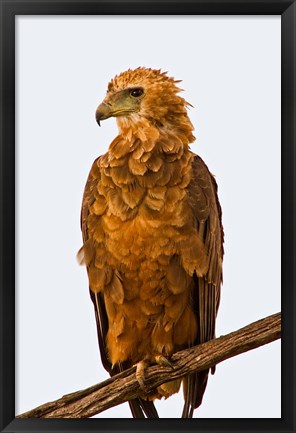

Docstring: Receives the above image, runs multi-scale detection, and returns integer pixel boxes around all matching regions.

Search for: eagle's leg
[135,355,175,393]
[136,360,149,392]
[136,355,175,393]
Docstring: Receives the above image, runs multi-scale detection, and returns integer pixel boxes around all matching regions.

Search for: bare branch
[18,312,281,418]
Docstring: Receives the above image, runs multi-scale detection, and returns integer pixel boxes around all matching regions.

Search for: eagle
[78,67,224,418]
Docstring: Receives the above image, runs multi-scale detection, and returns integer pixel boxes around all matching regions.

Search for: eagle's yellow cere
[79,67,224,418]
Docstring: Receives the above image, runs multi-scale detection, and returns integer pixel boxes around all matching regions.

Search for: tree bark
[18,312,281,419]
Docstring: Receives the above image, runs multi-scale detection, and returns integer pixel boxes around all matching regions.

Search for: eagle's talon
[155,354,175,370]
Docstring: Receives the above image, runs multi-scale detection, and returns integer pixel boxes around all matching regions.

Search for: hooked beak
[95,89,140,127]
[95,102,112,127]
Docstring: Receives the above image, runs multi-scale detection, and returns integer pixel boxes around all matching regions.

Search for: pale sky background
[15,16,281,418]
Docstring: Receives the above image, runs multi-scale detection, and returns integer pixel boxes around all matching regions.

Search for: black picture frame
[0,1,295,432]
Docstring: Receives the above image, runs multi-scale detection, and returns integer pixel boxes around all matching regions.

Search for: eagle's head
[95,67,193,135]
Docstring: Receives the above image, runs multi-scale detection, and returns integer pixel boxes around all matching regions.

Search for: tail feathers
[182,370,209,418]
[129,398,159,418]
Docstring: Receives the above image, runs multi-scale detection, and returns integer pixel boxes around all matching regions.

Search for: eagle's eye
[130,88,144,98]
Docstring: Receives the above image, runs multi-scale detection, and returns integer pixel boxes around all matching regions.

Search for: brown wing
[80,157,111,373]
[182,154,224,418]
[80,157,159,418]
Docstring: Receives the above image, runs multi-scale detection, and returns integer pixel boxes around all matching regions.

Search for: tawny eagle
[78,67,224,418]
